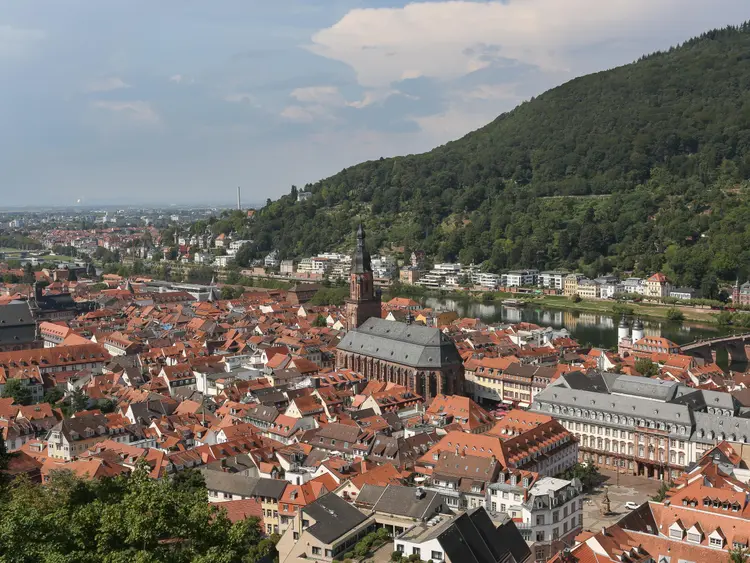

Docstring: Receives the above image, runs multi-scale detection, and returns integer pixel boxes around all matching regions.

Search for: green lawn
[537,295,718,324]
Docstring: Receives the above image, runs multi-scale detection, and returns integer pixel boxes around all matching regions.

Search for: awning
[502,399,514,405]
[518,402,530,408]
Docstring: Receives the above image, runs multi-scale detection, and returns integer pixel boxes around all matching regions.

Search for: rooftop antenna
[237,186,241,211]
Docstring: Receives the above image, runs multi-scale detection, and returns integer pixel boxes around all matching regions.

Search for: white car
[625,501,640,510]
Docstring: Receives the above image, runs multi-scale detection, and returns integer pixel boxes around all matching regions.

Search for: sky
[0,1,747,207]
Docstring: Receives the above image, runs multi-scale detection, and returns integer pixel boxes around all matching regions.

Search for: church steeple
[345,223,381,330]
[352,223,372,274]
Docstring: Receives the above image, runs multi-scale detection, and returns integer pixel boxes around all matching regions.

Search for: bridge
[680,333,750,365]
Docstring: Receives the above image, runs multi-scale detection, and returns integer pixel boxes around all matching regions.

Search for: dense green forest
[204,24,750,295]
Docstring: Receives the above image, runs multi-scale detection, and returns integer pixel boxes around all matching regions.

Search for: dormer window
[709,529,725,548]
[669,522,684,540]
[686,525,703,544]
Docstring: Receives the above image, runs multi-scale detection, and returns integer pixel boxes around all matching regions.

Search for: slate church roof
[0,302,36,347]
[336,317,462,368]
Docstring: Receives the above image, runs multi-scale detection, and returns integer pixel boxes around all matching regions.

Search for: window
[536,531,545,541]
[293,532,299,540]
[412,548,421,557]
[687,533,701,544]
[396,545,404,553]
[431,551,443,561]
[302,519,310,528]
[325,550,332,557]
[311,547,321,555]
[710,537,724,548]
[491,502,497,511]
[536,515,545,526]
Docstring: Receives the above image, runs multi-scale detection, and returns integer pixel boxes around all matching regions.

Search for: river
[424,298,735,350]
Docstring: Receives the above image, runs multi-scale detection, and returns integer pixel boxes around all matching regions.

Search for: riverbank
[386,285,722,326]
[536,295,719,325]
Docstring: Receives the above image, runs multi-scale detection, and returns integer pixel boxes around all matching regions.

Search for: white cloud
[347,89,404,109]
[458,83,520,102]
[280,104,333,123]
[92,100,160,124]
[0,24,45,59]
[309,0,718,88]
[411,106,495,141]
[85,76,131,92]
[290,86,345,106]
[281,86,347,122]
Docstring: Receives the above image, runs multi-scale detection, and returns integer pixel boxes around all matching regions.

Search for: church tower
[345,224,381,329]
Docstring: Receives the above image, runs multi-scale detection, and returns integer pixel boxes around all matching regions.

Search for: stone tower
[345,224,381,329]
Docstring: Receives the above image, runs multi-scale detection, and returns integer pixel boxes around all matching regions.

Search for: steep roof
[337,317,462,368]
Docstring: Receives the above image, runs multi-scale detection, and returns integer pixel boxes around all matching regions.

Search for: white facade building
[487,476,582,546]
[502,269,539,287]
[538,271,566,290]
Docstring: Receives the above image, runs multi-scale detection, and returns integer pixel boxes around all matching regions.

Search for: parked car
[625,501,640,510]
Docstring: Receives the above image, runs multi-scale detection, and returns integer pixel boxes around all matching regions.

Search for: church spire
[351,223,371,274]
[346,223,380,330]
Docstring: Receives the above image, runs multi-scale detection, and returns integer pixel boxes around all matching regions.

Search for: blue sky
[0,0,747,206]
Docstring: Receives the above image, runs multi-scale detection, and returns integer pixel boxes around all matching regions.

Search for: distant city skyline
[0,0,747,205]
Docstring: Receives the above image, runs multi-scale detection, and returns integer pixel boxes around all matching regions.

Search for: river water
[424,298,734,350]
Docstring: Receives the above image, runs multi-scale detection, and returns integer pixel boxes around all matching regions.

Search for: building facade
[531,371,750,480]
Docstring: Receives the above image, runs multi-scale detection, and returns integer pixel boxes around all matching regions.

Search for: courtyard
[581,469,663,530]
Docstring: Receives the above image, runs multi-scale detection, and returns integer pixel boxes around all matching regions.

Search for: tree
[0,462,269,562]
[234,243,256,268]
[562,462,601,491]
[651,481,673,502]
[313,314,328,327]
[729,546,749,563]
[635,358,659,377]
[43,387,64,405]
[666,308,684,322]
[21,263,34,284]
[171,468,206,495]
[1,379,32,406]
[69,388,89,413]
[97,399,116,413]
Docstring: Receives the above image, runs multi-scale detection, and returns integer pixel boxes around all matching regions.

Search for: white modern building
[538,271,566,290]
[502,269,539,287]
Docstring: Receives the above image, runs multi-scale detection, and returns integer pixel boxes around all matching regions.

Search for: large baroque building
[336,225,464,400]
[531,370,750,480]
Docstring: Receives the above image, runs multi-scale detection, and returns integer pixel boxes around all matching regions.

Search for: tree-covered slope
[236,24,750,294]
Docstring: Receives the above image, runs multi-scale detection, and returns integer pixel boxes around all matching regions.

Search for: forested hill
[223,23,750,295]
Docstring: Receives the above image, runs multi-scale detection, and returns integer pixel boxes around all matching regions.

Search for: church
[336,225,465,400]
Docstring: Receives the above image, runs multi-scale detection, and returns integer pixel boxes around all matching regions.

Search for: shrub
[391,552,403,562]
[666,308,684,322]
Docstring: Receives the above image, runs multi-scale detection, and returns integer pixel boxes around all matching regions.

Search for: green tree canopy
[0,463,271,563]
[1,379,32,406]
